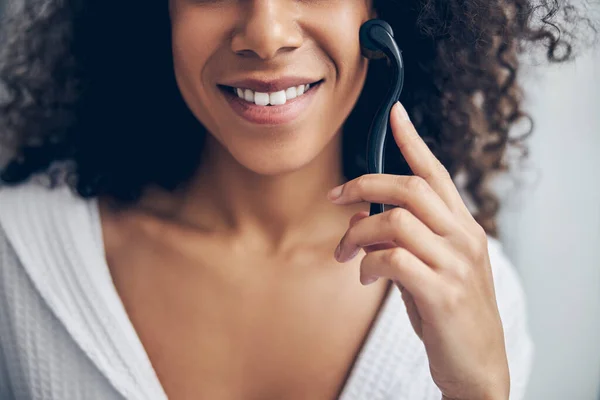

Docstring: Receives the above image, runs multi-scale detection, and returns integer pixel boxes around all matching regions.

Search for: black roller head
[359,19,394,59]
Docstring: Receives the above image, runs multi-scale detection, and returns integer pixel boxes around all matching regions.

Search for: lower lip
[220,83,322,125]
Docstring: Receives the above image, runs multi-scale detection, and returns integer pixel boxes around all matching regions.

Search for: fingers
[329,174,460,237]
[349,210,397,254]
[348,210,369,228]
[390,102,472,218]
[336,207,458,270]
[359,246,442,303]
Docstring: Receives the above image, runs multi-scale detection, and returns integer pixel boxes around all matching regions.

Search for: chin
[228,143,326,177]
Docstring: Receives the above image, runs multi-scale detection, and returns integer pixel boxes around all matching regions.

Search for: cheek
[169,5,231,128]
[303,7,370,123]
[169,6,225,96]
[305,4,370,88]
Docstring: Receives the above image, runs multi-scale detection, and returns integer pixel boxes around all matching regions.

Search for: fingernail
[395,101,410,121]
[362,276,378,285]
[328,185,344,201]
[334,243,342,260]
[346,247,360,262]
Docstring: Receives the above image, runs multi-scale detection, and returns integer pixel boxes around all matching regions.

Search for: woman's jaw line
[162,130,349,247]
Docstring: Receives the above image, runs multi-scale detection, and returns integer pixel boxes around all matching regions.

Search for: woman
[0,0,586,399]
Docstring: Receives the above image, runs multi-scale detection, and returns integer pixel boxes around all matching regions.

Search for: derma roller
[359,19,405,216]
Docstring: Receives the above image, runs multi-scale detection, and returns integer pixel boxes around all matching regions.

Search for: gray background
[0,0,599,399]
[498,46,600,399]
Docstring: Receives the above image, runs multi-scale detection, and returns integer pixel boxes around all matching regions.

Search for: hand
[327,102,509,400]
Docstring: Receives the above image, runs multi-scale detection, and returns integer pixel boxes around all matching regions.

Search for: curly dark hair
[0,0,595,237]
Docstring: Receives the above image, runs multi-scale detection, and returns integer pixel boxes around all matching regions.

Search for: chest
[106,239,390,400]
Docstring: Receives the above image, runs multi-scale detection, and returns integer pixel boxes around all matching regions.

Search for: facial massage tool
[359,19,405,216]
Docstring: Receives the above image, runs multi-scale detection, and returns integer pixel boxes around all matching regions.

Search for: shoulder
[0,181,50,314]
[0,182,115,399]
[0,190,30,400]
[0,180,65,260]
[0,178,78,210]
[0,178,90,236]
[0,179,94,290]
[0,200,21,287]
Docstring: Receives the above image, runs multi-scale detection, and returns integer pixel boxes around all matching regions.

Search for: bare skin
[99,0,509,399]
[100,197,391,400]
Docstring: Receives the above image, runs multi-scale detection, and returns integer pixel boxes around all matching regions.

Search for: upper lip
[220,77,322,93]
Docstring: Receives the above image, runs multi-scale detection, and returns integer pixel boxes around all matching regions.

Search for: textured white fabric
[0,181,534,400]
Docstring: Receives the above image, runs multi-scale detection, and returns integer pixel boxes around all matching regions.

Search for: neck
[136,130,358,253]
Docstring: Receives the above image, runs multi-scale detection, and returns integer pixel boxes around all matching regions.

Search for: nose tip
[231,4,303,60]
[233,34,300,60]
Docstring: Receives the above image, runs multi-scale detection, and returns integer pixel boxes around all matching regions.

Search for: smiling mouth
[218,79,324,107]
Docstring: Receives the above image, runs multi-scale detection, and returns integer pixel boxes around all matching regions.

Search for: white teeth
[269,90,287,106]
[254,92,269,106]
[285,86,297,99]
[244,89,254,102]
[232,82,316,106]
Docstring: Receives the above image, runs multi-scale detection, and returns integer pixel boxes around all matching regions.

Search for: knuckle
[439,286,466,313]
[392,174,408,189]
[450,261,472,284]
[465,226,488,260]
[387,247,410,268]
[354,176,369,193]
[406,175,428,193]
[464,237,480,259]
[391,176,410,207]
[475,224,489,244]
[387,207,409,226]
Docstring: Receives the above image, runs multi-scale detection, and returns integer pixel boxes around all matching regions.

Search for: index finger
[390,102,469,216]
